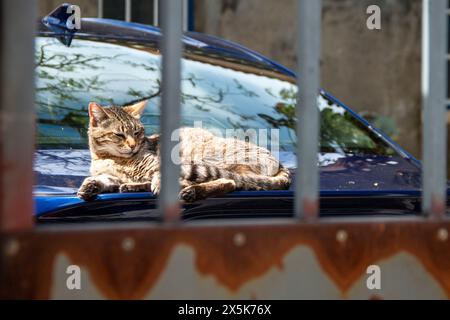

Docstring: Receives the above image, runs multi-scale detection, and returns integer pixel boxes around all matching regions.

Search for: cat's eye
[113,133,125,139]
[134,129,142,136]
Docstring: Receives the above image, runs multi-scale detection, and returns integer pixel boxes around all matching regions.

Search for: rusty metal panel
[1,220,450,299]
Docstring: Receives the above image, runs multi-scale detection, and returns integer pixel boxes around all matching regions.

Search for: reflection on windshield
[35,36,395,157]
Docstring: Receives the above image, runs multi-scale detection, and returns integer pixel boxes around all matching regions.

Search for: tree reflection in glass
[34,36,396,190]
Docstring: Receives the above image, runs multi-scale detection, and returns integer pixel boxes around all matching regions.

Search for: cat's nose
[126,136,136,149]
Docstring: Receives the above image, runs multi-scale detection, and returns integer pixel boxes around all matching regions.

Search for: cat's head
[87,100,147,158]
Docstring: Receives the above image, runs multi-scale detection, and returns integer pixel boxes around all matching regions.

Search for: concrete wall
[38,0,97,18]
[195,0,422,158]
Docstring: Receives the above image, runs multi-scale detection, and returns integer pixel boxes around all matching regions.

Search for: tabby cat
[77,100,291,202]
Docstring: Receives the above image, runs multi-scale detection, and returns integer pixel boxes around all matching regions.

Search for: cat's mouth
[119,149,138,157]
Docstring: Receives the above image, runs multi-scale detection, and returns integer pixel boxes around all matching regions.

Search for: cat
[77,100,291,202]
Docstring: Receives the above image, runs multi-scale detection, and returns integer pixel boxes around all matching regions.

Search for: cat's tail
[230,164,292,191]
[270,165,292,189]
[181,163,292,190]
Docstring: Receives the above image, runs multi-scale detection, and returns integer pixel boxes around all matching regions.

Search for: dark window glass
[103,0,125,20]
[448,15,450,53]
[131,0,155,25]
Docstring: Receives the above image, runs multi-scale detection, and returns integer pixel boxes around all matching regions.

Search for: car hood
[34,149,421,195]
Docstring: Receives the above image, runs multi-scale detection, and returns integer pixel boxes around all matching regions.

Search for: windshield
[34,36,398,191]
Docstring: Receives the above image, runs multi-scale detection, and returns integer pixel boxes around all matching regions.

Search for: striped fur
[77,101,291,202]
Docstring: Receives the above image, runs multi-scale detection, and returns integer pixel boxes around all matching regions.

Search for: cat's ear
[88,102,108,126]
[123,100,147,119]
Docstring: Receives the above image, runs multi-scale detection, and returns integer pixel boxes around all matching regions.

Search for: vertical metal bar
[295,0,322,221]
[125,0,132,22]
[98,0,103,18]
[182,0,188,32]
[0,0,36,231]
[159,0,183,222]
[422,0,448,218]
[153,0,159,26]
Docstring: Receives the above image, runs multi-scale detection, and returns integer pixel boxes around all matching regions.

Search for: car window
[34,36,397,192]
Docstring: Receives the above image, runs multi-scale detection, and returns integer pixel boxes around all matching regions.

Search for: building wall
[195,0,422,158]
[38,0,97,18]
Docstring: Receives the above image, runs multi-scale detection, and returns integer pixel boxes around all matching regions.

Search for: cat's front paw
[119,182,151,193]
[77,179,101,201]
[151,175,160,195]
[179,186,197,203]
[119,184,133,193]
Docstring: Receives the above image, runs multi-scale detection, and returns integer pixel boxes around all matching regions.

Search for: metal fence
[0,0,448,228]
[0,0,450,300]
[157,0,448,222]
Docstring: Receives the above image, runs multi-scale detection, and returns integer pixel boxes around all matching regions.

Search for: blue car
[34,9,427,222]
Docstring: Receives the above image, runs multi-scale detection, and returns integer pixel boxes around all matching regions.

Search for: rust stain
[430,195,446,220]
[250,292,258,300]
[0,156,34,232]
[163,204,182,223]
[301,198,319,221]
[1,220,450,299]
